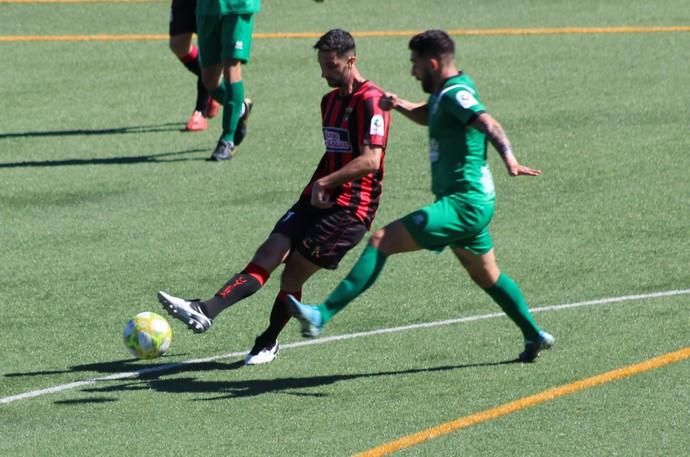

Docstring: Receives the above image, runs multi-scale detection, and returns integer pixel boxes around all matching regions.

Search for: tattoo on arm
[485,117,513,158]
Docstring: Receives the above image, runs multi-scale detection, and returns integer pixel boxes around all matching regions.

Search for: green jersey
[427,72,495,203]
[197,0,261,16]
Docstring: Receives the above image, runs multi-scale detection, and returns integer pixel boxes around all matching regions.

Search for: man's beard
[420,72,434,94]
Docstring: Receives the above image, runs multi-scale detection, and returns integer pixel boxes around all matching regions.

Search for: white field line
[2,288,688,405]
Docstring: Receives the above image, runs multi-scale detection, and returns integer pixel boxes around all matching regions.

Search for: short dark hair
[314,29,356,56]
[408,29,455,58]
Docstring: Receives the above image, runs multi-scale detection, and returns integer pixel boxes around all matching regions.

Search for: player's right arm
[379,93,429,125]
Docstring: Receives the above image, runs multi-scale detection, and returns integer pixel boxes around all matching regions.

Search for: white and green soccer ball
[123,312,173,360]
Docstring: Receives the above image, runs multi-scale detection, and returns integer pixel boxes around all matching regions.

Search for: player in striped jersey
[157,29,392,364]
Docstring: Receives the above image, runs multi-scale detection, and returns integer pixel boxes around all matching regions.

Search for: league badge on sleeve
[370,114,385,136]
[456,90,479,109]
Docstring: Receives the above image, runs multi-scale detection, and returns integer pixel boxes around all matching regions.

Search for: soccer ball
[123,312,173,360]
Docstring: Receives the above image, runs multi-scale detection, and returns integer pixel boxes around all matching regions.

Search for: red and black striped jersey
[302,80,391,228]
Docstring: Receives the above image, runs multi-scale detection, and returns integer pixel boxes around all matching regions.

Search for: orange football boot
[184,111,209,132]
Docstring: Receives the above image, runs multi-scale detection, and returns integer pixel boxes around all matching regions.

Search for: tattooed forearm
[484,116,514,159]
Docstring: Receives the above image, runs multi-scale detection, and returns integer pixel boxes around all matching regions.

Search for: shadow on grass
[75,358,520,402]
[0,148,208,168]
[0,122,183,140]
[54,397,119,405]
[2,354,217,378]
[5,354,520,405]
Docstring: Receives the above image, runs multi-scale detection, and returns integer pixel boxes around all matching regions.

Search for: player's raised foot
[233,98,253,146]
[209,139,235,161]
[286,294,324,338]
[157,291,212,333]
[519,330,555,363]
[244,338,279,365]
[184,110,209,132]
[205,97,221,119]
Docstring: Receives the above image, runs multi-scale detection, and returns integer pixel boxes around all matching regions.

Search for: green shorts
[197,13,255,67]
[400,194,495,255]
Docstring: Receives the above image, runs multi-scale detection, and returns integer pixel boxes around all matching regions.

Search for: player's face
[410,51,435,94]
[318,50,354,88]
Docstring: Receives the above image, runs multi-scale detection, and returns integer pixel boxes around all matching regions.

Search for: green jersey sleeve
[441,83,485,125]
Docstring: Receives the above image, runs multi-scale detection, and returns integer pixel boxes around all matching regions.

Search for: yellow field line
[354,347,690,457]
[0,26,688,43]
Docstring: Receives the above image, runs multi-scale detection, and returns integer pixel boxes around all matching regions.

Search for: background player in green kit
[288,29,555,362]
[197,0,257,160]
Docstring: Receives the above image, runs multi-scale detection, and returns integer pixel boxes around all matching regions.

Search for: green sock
[219,80,244,143]
[484,273,540,341]
[319,244,388,323]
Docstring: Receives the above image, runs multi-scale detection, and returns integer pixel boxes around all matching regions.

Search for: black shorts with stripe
[272,199,368,270]
[169,0,197,36]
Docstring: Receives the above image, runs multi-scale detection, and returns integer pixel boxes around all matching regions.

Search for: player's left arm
[311,94,390,208]
[310,145,384,208]
[470,112,541,177]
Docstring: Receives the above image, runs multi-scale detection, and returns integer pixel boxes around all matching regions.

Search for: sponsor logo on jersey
[369,114,385,136]
[235,41,244,50]
[456,90,479,109]
[323,127,352,153]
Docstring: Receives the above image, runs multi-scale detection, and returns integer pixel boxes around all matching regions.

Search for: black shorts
[272,200,368,270]
[169,0,197,36]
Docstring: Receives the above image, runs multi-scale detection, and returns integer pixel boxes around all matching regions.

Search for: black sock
[178,46,208,113]
[258,299,289,344]
[195,78,209,113]
[202,273,262,319]
[257,290,301,344]
[179,46,201,76]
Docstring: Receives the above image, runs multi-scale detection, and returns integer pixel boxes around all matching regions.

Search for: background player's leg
[169,33,199,79]
[170,33,210,131]
[208,13,254,159]
[219,61,244,144]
